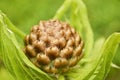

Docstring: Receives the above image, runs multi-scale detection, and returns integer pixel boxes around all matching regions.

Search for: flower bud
[24,20,84,74]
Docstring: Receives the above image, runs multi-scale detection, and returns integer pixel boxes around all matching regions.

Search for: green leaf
[0,11,52,80]
[53,0,72,20]
[0,11,26,39]
[91,33,120,80]
[77,0,94,56]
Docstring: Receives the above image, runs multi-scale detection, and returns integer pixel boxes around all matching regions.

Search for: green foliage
[0,12,52,80]
[0,0,120,80]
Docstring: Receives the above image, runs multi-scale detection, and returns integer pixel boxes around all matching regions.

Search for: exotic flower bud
[24,20,84,74]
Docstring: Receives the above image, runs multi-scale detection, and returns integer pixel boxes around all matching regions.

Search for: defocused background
[0,0,120,80]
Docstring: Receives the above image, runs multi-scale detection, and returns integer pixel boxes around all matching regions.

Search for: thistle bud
[24,20,84,74]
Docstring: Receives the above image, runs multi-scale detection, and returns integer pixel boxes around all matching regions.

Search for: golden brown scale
[24,20,84,74]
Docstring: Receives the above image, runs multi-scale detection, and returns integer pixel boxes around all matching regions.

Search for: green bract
[0,0,120,80]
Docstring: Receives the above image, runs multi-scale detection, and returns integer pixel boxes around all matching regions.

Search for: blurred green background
[0,0,120,80]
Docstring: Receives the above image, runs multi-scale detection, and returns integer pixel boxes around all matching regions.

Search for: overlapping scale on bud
[24,20,84,74]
